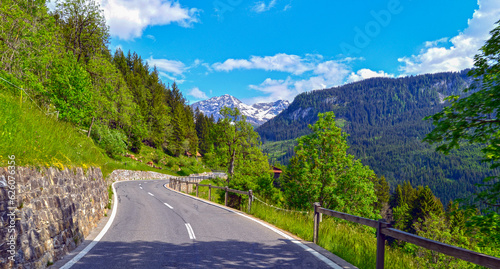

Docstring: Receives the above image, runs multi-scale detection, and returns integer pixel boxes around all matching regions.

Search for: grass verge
[188,180,420,269]
[0,92,208,178]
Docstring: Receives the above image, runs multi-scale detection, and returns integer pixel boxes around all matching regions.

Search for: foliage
[391,182,444,233]
[54,0,109,64]
[91,123,127,158]
[256,70,499,206]
[424,21,500,212]
[424,21,500,249]
[249,201,418,269]
[206,107,270,181]
[283,112,377,218]
[371,175,390,216]
[47,52,94,126]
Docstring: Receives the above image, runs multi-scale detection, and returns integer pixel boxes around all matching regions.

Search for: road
[64,180,339,269]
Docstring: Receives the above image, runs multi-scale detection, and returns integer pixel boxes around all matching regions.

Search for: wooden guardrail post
[313,202,320,244]
[225,186,228,206]
[248,190,253,213]
[377,219,388,269]
[196,183,199,197]
[208,184,212,201]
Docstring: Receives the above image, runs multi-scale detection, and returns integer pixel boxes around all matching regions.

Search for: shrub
[92,123,127,159]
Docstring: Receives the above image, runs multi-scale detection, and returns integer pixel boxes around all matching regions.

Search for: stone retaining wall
[0,167,107,269]
[107,169,175,182]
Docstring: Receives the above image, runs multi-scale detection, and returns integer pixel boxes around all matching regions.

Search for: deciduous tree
[284,112,377,218]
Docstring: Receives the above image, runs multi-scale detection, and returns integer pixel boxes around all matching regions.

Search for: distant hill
[192,94,290,126]
[257,70,499,204]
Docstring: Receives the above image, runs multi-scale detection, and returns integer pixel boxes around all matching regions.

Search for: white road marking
[148,192,154,196]
[164,184,341,269]
[61,181,120,269]
[185,223,196,240]
[164,203,173,209]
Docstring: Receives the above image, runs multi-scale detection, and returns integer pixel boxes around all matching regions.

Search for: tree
[207,107,268,183]
[424,21,500,247]
[372,175,390,216]
[424,20,500,210]
[283,112,377,218]
[54,0,109,64]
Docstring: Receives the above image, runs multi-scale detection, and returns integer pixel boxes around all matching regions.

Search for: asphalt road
[65,180,338,269]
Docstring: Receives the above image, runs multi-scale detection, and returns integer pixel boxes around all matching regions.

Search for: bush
[92,123,127,159]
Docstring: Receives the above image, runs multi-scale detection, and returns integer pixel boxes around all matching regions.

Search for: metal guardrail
[313,203,500,269]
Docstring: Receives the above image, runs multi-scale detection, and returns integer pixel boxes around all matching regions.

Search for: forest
[257,70,499,204]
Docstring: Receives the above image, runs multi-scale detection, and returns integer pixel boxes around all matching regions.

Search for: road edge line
[163,184,343,269]
[60,181,121,269]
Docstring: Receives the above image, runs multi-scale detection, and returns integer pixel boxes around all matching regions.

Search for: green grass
[0,92,208,178]
[250,201,420,269]
[187,182,421,269]
[192,179,224,201]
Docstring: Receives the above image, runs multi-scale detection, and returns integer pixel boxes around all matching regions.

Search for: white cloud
[188,87,208,99]
[97,0,200,40]
[347,69,394,82]
[398,0,500,74]
[158,72,185,84]
[145,34,156,42]
[248,59,352,103]
[147,57,186,75]
[252,0,277,13]
[212,53,313,75]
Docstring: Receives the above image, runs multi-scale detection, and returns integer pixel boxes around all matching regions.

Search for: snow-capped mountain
[191,94,290,126]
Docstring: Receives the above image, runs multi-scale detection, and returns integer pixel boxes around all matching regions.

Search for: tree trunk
[88,117,95,138]
[228,149,236,183]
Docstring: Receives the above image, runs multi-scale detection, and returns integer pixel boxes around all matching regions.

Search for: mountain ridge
[192,94,290,126]
[256,70,499,204]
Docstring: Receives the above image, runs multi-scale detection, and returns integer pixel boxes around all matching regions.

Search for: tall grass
[250,201,420,269]
[0,92,107,169]
[187,180,419,268]
[0,92,202,178]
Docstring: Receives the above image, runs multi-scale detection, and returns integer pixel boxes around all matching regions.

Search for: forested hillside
[0,0,206,163]
[257,71,499,203]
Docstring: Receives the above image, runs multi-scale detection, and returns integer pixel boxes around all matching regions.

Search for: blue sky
[93,0,500,104]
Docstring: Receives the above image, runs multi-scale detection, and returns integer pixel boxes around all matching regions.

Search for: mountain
[257,70,499,204]
[191,94,290,126]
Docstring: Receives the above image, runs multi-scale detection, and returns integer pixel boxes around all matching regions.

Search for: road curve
[63,180,340,269]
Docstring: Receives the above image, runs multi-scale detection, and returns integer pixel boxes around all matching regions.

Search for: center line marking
[148,192,154,196]
[185,223,196,240]
[164,203,173,209]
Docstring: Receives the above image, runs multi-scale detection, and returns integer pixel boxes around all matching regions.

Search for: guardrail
[168,178,253,213]
[313,203,500,269]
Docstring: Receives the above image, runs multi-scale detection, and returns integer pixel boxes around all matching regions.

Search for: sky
[82,0,500,104]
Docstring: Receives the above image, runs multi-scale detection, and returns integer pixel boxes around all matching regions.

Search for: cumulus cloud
[212,53,314,75]
[398,0,500,74]
[252,0,278,13]
[97,0,200,40]
[247,58,352,103]
[188,87,208,99]
[347,69,394,82]
[214,53,395,103]
[147,56,186,75]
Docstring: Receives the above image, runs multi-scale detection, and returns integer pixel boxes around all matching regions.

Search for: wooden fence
[313,203,500,269]
[167,178,500,268]
[169,178,253,213]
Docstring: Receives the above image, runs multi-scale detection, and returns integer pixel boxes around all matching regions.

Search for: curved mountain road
[60,180,345,268]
